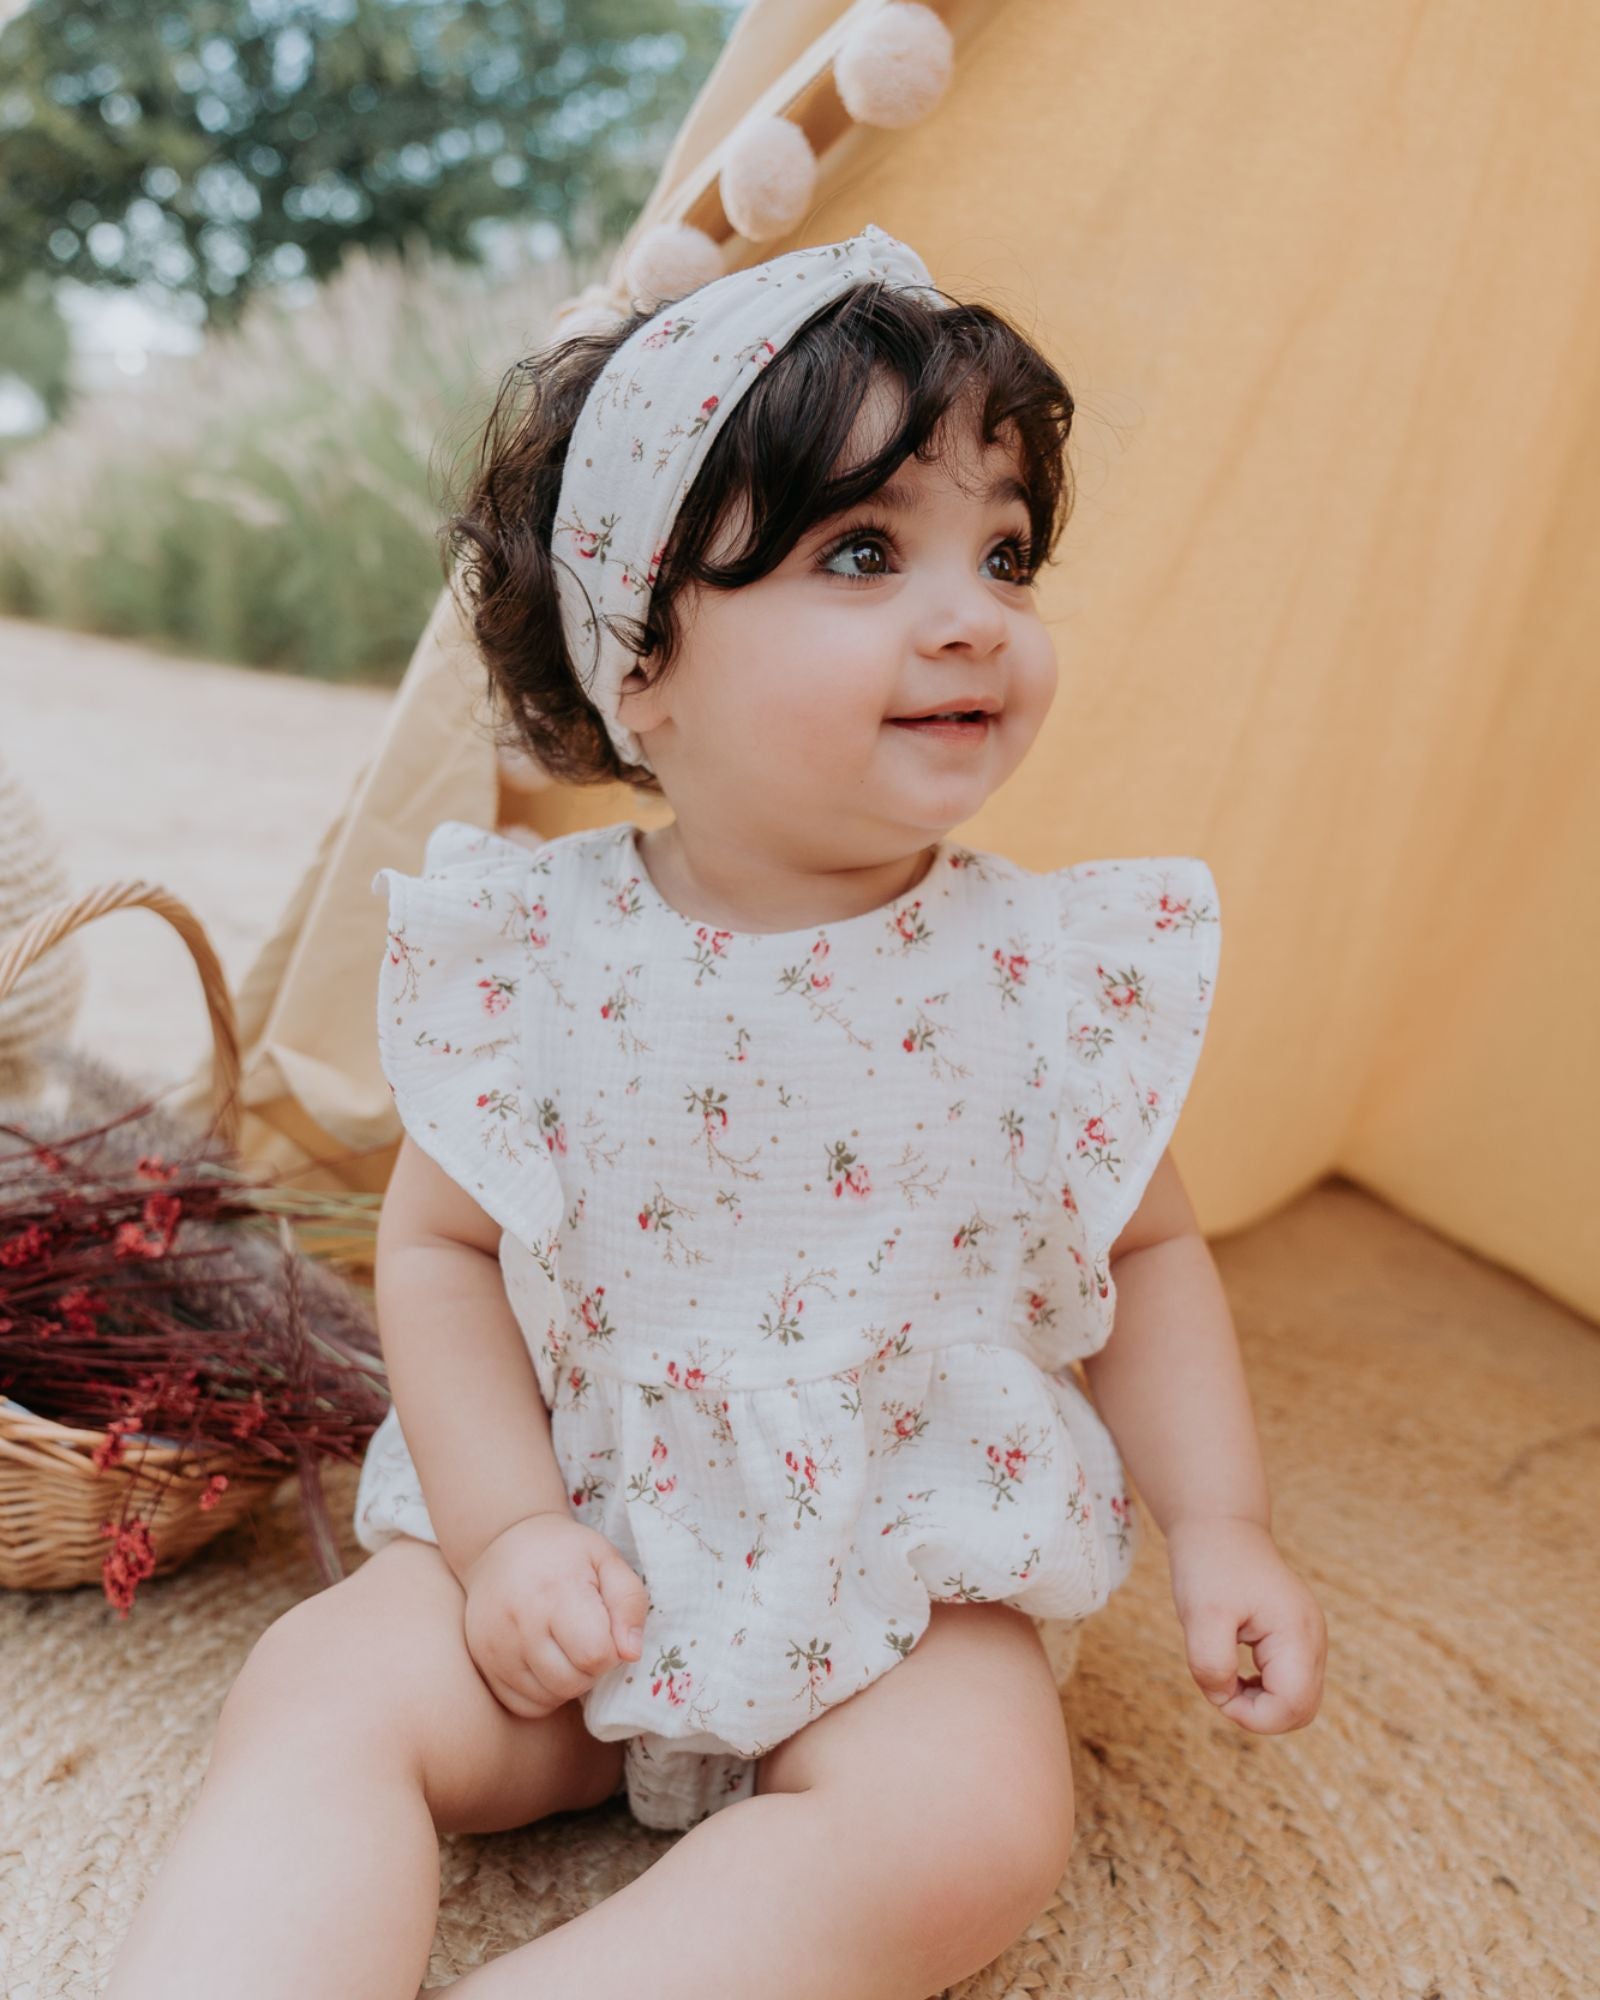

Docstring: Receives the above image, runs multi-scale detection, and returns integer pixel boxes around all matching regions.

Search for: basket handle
[0,881,242,1151]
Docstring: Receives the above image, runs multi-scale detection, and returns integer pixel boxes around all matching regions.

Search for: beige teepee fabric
[6,1182,1597,1995]
[166,0,1600,1319]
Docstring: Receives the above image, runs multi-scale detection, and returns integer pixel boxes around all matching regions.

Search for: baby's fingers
[479,1664,563,1722]
[593,1547,650,1661]
[465,1615,568,1716]
[464,1602,567,1717]
[546,1575,633,1686]
[1184,1602,1246,1709]
[1184,1608,1328,1736]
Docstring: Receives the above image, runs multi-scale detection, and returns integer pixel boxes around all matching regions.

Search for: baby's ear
[616,656,666,724]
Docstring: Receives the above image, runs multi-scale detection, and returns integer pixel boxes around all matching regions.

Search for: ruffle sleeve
[371,819,564,1263]
[1048,855,1222,1332]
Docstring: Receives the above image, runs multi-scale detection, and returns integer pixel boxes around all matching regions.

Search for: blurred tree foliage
[0,0,741,327]
[0,274,73,421]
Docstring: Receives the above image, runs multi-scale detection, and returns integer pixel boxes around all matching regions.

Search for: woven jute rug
[4,1177,1596,1999]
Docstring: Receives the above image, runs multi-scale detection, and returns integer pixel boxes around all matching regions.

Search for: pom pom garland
[548,2,962,333]
[622,220,727,312]
[548,281,629,341]
[718,112,820,243]
[834,1,955,130]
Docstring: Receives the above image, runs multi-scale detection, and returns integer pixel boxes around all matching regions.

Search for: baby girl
[104,222,1326,2000]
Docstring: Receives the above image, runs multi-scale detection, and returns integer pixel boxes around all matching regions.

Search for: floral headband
[551,220,942,776]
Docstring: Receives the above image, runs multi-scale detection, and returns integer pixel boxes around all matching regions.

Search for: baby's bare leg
[437,1599,1076,2000]
[101,1536,624,2000]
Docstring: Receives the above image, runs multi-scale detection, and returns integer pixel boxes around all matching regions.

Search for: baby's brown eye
[988,537,1035,583]
[822,533,891,579]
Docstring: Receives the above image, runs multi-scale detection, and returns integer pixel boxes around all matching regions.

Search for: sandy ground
[2,616,395,1091]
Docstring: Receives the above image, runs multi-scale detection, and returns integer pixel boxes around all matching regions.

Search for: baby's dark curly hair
[441,274,1077,800]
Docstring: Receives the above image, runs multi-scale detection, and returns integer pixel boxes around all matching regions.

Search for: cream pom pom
[622,221,727,311]
[548,281,630,342]
[718,113,819,243]
[834,1,954,130]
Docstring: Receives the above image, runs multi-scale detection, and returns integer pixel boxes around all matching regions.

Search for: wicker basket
[0,877,294,1591]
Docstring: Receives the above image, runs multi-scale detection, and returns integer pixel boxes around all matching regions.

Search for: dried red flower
[1,1222,53,1268]
[2,1082,389,1616]
[99,1518,157,1619]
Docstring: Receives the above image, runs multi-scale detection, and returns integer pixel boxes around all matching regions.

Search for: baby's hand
[462,1511,650,1721]
[1164,1515,1327,1734]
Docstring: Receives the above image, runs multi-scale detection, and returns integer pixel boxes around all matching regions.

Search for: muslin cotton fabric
[355,818,1221,1830]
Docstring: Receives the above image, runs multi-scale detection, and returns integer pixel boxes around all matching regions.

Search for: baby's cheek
[1014,630,1060,719]
[787,687,881,768]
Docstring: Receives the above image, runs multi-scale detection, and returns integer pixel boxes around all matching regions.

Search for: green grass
[0,244,598,684]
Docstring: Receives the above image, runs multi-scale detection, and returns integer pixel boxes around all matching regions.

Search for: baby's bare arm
[1079,1149,1268,1535]
[376,1132,572,1584]
[1081,1148,1327,1733]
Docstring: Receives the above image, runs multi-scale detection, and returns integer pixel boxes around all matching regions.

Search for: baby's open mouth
[888,711,994,735]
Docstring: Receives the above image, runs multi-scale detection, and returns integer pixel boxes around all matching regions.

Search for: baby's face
[617,382,1058,856]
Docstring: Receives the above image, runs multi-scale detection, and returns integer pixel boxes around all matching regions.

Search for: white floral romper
[355,818,1221,1832]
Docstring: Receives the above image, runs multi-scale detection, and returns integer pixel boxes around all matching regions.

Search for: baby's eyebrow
[867,471,1031,515]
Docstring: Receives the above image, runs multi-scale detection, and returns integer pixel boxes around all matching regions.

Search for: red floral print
[359,819,1220,1832]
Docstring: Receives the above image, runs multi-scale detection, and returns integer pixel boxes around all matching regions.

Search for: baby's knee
[915,1789,1074,1978]
[818,1751,1075,1986]
[925,1728,1076,1956]
[213,1586,416,1774]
